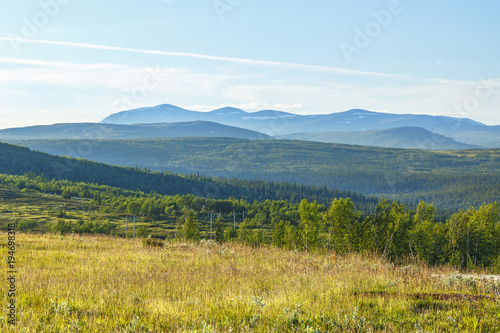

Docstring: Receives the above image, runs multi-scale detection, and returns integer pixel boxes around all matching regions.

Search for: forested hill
[277,127,481,150]
[0,142,375,208]
[5,138,499,211]
[0,121,273,140]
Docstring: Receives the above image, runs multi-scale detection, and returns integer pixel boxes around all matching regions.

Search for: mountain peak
[126,104,188,113]
[98,104,499,147]
[209,107,247,115]
[344,109,379,114]
[251,110,296,117]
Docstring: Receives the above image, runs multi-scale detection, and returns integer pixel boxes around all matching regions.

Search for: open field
[0,185,129,235]
[1,233,500,332]
[0,185,253,239]
[0,185,176,239]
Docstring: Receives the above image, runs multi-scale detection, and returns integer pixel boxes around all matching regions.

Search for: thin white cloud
[37,109,53,114]
[0,57,129,70]
[0,58,188,89]
[0,46,498,127]
[0,37,407,78]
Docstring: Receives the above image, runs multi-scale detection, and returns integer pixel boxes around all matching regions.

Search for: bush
[142,236,164,248]
[51,219,73,234]
[18,219,39,232]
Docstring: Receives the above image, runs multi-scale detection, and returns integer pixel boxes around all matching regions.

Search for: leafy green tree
[164,204,175,217]
[447,209,473,270]
[137,224,149,238]
[61,186,72,199]
[252,212,267,227]
[214,215,225,243]
[298,199,321,251]
[237,219,254,244]
[383,202,413,260]
[223,226,237,242]
[323,198,360,253]
[141,199,152,217]
[470,203,499,267]
[127,201,142,216]
[271,220,288,247]
[371,199,413,260]
[371,198,393,254]
[51,219,73,234]
[77,220,95,234]
[180,208,200,241]
[285,224,299,250]
[409,202,447,265]
[92,222,116,235]
[448,204,499,270]
[352,216,374,252]
[17,219,39,232]
[252,229,265,246]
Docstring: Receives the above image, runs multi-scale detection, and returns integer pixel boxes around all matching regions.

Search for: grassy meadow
[1,233,499,332]
[0,184,249,240]
[0,185,171,238]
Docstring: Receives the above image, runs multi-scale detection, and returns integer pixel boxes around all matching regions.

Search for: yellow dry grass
[0,233,498,332]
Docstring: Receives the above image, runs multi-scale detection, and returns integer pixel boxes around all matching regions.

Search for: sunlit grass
[0,233,499,332]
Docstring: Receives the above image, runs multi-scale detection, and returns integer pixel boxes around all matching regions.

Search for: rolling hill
[6,138,500,211]
[0,141,371,207]
[277,127,481,150]
[0,121,272,140]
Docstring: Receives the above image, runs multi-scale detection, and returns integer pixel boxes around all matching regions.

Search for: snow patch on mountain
[242,115,297,120]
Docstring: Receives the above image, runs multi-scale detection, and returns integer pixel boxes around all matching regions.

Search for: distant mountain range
[1,104,499,150]
[0,121,272,140]
[277,127,481,150]
[100,104,500,149]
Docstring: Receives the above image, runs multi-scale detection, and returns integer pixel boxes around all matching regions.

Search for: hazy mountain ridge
[277,127,482,150]
[1,104,498,149]
[101,104,500,148]
[0,121,273,140]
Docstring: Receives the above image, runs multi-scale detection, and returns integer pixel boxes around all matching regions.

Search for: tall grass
[1,233,499,332]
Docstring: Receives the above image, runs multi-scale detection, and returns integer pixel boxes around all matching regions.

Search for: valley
[0,105,499,332]
[4,137,499,212]
[3,2,500,330]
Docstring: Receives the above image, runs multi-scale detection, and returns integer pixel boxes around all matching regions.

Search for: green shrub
[18,219,39,232]
[142,236,164,247]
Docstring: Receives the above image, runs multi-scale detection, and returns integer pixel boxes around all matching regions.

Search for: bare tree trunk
[382,230,396,259]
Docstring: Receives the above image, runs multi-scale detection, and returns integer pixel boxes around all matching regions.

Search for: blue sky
[1,0,499,129]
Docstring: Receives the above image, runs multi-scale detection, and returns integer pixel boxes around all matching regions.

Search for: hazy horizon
[1,1,499,129]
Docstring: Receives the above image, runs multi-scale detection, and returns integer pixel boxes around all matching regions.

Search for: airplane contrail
[0,37,407,78]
